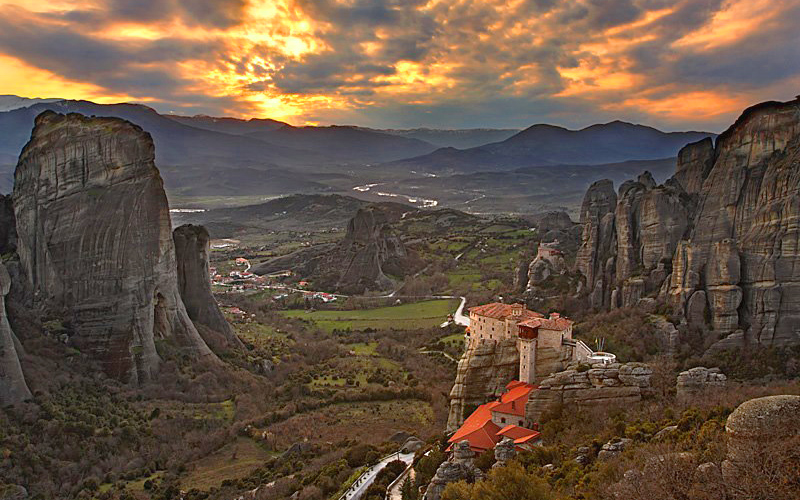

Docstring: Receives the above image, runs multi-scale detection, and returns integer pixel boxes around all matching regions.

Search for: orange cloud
[0,54,137,103]
[0,0,797,130]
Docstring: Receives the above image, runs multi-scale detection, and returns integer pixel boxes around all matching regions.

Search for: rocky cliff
[446,339,519,432]
[12,111,217,383]
[173,224,241,350]
[336,207,407,293]
[576,172,694,310]
[0,262,31,406]
[576,98,800,349]
[668,99,800,348]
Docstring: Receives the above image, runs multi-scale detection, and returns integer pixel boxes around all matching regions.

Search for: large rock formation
[576,172,694,310]
[576,98,800,350]
[336,207,407,293]
[668,99,800,348]
[12,111,217,383]
[173,224,241,350]
[575,179,617,306]
[525,362,652,423]
[446,338,519,431]
[0,262,31,406]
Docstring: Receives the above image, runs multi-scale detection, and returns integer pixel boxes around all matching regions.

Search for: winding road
[338,451,415,500]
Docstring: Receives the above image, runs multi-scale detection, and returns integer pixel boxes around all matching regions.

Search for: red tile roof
[492,382,536,416]
[498,424,541,442]
[448,401,502,452]
[468,303,543,321]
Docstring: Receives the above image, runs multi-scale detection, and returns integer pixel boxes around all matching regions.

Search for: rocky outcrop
[526,245,567,289]
[598,438,633,460]
[576,171,694,310]
[525,362,652,423]
[669,99,800,348]
[446,338,519,431]
[423,441,483,500]
[12,111,217,383]
[0,262,31,406]
[336,207,407,292]
[676,367,727,401]
[493,437,516,468]
[576,98,800,350]
[173,224,241,350]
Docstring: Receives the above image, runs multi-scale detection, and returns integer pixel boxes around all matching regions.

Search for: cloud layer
[0,0,798,130]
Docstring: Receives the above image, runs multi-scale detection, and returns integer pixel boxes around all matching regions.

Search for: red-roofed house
[448,381,540,454]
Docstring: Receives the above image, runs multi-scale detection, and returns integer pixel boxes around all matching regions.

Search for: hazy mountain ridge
[387,120,716,173]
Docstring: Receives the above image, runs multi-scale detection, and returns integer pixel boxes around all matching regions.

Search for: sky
[0,0,798,131]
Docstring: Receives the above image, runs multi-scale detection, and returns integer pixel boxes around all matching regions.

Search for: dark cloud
[0,0,798,131]
[107,0,247,28]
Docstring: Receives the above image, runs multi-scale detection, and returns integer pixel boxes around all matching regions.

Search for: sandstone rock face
[0,195,16,255]
[525,362,652,423]
[0,262,31,406]
[673,138,715,195]
[446,338,519,431]
[173,224,241,350]
[337,207,407,293]
[576,173,692,310]
[575,179,617,308]
[669,99,800,348]
[13,111,217,383]
[676,367,727,401]
[576,98,800,350]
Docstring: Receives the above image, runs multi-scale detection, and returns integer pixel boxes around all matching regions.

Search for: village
[210,255,339,317]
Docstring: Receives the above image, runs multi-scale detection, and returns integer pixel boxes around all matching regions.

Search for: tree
[441,462,553,500]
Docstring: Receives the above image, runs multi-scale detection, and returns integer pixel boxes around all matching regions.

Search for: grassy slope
[279,299,458,332]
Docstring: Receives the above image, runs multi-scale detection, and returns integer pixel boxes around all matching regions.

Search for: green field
[280,299,458,332]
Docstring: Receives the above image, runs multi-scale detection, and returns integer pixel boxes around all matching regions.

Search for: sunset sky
[0,0,798,130]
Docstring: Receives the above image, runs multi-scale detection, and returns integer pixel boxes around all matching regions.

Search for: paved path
[339,452,415,500]
[387,467,415,500]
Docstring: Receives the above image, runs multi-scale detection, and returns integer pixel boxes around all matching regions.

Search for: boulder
[173,224,241,350]
[598,438,632,460]
[725,394,800,463]
[12,111,217,383]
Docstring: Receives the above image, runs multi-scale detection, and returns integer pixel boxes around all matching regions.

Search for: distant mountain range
[388,121,715,173]
[0,96,716,213]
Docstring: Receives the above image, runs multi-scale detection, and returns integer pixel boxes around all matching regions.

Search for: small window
[501,417,506,423]
[519,420,524,426]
